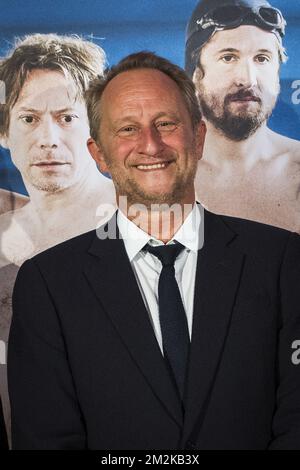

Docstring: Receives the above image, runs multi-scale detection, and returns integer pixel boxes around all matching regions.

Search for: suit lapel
[181,211,245,445]
[83,215,183,428]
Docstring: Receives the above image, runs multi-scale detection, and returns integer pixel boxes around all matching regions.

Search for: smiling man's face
[193,25,280,141]
[89,68,205,208]
[5,69,92,192]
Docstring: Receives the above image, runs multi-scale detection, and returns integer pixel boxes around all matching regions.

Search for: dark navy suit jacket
[0,398,8,450]
[8,210,300,449]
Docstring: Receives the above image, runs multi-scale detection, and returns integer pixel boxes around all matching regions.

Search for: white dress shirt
[117,203,204,355]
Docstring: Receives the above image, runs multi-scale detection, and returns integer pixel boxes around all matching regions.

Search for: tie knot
[145,242,184,267]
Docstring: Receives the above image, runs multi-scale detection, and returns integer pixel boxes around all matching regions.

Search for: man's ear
[193,67,203,88]
[87,137,109,174]
[0,135,9,149]
[195,120,206,161]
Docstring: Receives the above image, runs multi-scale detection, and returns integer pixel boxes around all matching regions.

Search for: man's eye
[255,55,270,64]
[156,121,177,131]
[59,114,78,124]
[20,115,38,124]
[221,55,237,63]
[118,126,137,134]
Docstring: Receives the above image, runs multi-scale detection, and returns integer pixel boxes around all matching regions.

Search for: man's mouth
[134,161,173,171]
[230,94,260,103]
[32,162,69,167]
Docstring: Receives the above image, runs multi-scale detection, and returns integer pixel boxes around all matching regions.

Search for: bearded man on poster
[186,0,300,233]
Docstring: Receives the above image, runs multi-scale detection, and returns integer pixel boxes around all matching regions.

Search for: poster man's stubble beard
[197,85,279,142]
[26,169,75,193]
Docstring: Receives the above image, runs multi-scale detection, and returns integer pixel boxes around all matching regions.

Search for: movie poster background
[0,0,299,447]
[0,0,299,196]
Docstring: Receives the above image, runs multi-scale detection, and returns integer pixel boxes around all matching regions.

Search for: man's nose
[234,60,258,88]
[136,126,164,156]
[37,119,59,149]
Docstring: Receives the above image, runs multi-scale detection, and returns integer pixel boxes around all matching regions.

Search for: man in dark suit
[0,398,8,450]
[8,52,300,450]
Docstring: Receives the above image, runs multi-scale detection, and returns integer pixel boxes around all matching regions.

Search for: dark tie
[145,242,190,401]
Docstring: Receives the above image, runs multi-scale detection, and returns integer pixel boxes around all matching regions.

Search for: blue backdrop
[0,0,299,194]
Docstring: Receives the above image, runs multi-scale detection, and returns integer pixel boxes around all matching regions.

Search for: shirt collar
[117,203,203,262]
[117,210,152,262]
[173,202,203,252]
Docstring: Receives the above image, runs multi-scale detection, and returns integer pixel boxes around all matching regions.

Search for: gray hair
[85,51,202,143]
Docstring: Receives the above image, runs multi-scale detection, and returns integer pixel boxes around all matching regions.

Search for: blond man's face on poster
[194,25,281,140]
[3,69,93,192]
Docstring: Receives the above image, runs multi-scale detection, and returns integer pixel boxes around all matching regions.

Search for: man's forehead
[105,69,181,99]
[102,69,184,114]
[16,69,79,105]
[204,25,278,53]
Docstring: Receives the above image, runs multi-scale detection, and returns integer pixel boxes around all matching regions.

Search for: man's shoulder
[0,209,13,228]
[32,228,97,267]
[283,136,300,161]
[0,188,29,216]
[270,130,300,160]
[15,228,99,287]
[0,206,26,234]
[206,209,297,248]
[28,212,119,274]
[0,201,30,228]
